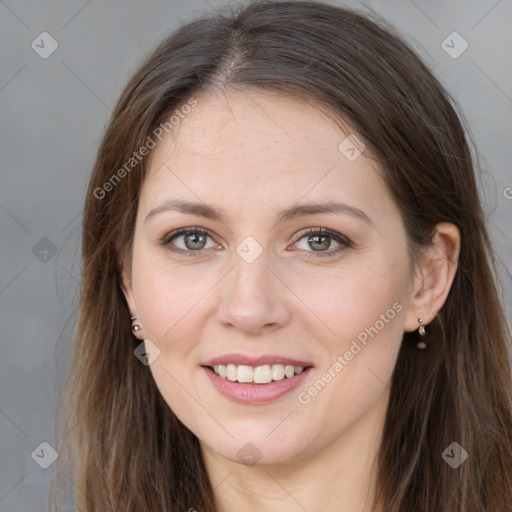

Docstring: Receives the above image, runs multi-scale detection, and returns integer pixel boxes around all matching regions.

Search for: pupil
[186,233,206,250]
[310,235,329,251]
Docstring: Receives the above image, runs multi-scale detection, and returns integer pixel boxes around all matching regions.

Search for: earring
[130,316,142,334]
[416,317,427,349]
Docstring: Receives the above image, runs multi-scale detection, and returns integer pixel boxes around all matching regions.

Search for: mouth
[202,362,314,404]
[202,363,314,385]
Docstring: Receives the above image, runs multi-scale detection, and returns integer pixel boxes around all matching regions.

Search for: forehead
[140,88,394,224]
[153,88,363,161]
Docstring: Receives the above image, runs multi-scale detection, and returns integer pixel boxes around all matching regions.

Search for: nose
[216,253,292,335]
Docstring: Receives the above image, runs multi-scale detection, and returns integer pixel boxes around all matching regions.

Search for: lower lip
[202,366,313,404]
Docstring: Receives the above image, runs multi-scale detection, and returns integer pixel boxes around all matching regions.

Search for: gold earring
[417,317,427,349]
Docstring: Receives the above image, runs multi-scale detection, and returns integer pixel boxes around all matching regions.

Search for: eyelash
[160,226,353,259]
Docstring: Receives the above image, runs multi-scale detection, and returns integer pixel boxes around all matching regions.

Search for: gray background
[1,0,511,510]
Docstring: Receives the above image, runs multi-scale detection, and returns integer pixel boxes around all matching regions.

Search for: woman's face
[123,89,417,466]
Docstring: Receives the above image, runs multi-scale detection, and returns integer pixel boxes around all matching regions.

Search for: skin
[122,88,460,512]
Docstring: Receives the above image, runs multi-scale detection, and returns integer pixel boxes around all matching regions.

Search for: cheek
[131,243,211,339]
[291,253,407,347]
[290,252,407,410]
[293,271,405,433]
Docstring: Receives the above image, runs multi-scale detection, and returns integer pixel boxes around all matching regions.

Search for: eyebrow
[144,199,374,227]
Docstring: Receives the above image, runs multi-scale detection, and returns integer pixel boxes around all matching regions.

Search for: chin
[202,431,311,467]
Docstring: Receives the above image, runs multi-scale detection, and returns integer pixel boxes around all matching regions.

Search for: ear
[403,222,460,333]
[118,243,144,340]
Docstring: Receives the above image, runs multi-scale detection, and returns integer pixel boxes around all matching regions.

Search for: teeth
[284,365,295,378]
[237,365,254,383]
[212,363,305,384]
[253,365,272,384]
[226,364,237,381]
[272,363,285,380]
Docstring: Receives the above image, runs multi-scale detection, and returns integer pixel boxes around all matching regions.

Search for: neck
[201,391,388,512]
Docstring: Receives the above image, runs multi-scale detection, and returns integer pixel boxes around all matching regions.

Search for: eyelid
[289,227,353,257]
[161,226,217,245]
[161,227,222,254]
[292,226,352,244]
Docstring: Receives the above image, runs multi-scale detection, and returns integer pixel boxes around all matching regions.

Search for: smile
[209,363,306,384]
[202,365,314,404]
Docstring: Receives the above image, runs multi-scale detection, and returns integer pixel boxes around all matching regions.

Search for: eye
[160,226,353,259]
[161,227,219,257]
[291,227,353,258]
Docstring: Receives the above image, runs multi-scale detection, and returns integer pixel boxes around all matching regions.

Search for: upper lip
[202,353,314,368]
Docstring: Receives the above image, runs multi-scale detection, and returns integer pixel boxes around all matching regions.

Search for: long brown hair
[52,1,512,510]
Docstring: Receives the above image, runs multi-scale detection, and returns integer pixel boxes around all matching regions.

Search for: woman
[52,1,512,511]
